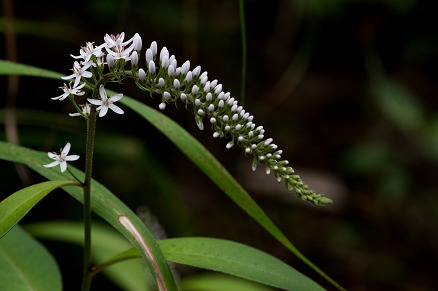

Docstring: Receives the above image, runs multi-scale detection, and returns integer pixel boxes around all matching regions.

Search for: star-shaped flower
[62,61,93,88]
[105,44,133,61]
[88,85,124,117]
[70,42,105,65]
[52,82,86,101]
[104,32,129,48]
[44,142,80,173]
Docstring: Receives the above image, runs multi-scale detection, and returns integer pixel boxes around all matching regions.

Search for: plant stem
[81,104,97,291]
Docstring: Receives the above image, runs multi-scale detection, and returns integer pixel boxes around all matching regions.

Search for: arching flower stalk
[51,32,332,206]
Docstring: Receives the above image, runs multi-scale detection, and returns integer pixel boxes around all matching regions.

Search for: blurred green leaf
[371,79,425,133]
[0,180,78,239]
[25,221,151,291]
[0,225,62,291]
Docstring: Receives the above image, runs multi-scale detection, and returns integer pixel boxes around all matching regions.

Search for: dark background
[1,0,438,290]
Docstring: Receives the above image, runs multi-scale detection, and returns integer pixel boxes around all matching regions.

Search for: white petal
[44,161,60,168]
[82,71,93,78]
[62,142,71,156]
[61,74,75,80]
[48,152,57,159]
[88,99,103,106]
[73,76,81,88]
[99,106,108,117]
[60,161,67,172]
[110,93,123,102]
[109,104,124,114]
[99,85,107,100]
[65,155,80,161]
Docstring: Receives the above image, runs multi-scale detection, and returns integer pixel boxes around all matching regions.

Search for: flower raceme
[48,32,332,205]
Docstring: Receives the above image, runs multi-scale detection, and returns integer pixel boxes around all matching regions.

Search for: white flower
[62,61,93,88]
[104,32,129,48]
[69,103,91,117]
[52,82,86,101]
[105,44,133,61]
[44,142,80,173]
[88,85,124,117]
[70,42,105,64]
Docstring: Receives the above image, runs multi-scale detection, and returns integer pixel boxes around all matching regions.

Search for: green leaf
[371,79,425,132]
[0,59,61,80]
[180,273,273,291]
[0,141,177,291]
[26,221,323,290]
[0,225,62,291]
[25,221,151,291]
[160,237,324,291]
[0,180,78,238]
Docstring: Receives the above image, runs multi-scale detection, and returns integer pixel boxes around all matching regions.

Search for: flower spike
[51,32,332,205]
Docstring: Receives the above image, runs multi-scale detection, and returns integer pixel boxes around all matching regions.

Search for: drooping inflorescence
[50,32,332,206]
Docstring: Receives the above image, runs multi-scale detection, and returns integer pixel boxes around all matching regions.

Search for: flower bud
[185,71,193,82]
[161,54,169,68]
[145,48,153,63]
[138,68,146,81]
[214,84,223,94]
[160,47,168,62]
[148,60,156,74]
[181,61,190,74]
[210,79,218,88]
[133,33,142,51]
[150,41,157,55]
[130,51,138,66]
[106,54,115,68]
[192,65,201,76]
[163,91,171,101]
[168,65,175,76]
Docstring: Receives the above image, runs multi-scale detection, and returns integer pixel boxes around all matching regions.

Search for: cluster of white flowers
[52,32,142,117]
[45,32,331,205]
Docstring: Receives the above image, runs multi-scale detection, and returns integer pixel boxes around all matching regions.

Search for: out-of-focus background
[1,0,438,290]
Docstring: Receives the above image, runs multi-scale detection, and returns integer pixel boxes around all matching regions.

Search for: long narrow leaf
[0,141,177,290]
[160,237,324,291]
[26,221,323,291]
[0,180,78,238]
